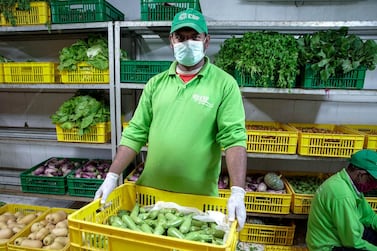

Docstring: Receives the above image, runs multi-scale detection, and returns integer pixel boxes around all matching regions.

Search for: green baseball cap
[170,9,208,34]
[350,149,377,179]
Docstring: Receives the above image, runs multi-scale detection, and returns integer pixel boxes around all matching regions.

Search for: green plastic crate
[120,60,171,83]
[300,64,366,89]
[67,160,132,197]
[20,157,88,195]
[235,69,274,88]
[140,0,201,21]
[51,0,124,24]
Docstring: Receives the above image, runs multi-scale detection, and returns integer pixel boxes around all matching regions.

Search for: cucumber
[122,215,138,231]
[179,214,192,234]
[167,227,185,239]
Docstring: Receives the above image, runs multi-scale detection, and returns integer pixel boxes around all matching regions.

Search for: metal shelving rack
[114,19,377,155]
[0,22,117,157]
[0,22,116,202]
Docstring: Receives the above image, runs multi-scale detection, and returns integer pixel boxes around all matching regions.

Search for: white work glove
[94,172,119,204]
[227,186,246,231]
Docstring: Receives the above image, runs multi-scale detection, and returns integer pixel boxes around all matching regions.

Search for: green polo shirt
[120,57,246,196]
[306,169,377,251]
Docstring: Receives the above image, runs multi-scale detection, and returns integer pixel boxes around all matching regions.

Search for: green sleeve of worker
[307,169,377,251]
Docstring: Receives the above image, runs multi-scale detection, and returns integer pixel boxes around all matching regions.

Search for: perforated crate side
[0,1,50,26]
[140,0,201,21]
[120,60,171,83]
[51,0,124,23]
[300,64,366,89]
[239,222,295,245]
[56,121,111,143]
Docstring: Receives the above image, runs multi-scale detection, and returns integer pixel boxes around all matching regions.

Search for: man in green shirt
[95,9,247,230]
[306,149,377,251]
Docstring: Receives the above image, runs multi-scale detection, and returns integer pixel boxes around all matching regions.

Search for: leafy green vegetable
[51,95,110,135]
[297,27,377,81]
[0,55,13,62]
[58,34,128,72]
[214,31,299,88]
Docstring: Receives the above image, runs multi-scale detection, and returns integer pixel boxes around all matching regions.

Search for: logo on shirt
[192,94,213,108]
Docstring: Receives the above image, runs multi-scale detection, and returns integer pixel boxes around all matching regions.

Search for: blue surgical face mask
[173,40,205,66]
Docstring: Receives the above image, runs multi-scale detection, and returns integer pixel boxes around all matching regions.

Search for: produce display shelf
[68,183,238,251]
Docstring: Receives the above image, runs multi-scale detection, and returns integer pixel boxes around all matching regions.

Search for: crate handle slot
[21,66,33,72]
[323,138,341,144]
[260,135,277,140]
[70,4,84,10]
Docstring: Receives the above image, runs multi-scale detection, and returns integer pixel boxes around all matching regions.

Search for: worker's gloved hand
[227,186,246,231]
[94,172,119,204]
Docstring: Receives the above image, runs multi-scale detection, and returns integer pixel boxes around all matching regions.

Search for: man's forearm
[225,146,247,188]
[109,145,138,175]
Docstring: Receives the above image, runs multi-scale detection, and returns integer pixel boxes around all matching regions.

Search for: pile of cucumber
[107,203,226,245]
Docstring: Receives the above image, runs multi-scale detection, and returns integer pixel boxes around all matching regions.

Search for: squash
[264,172,284,190]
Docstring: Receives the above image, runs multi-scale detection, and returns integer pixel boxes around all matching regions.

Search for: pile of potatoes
[13,210,69,249]
[0,210,42,244]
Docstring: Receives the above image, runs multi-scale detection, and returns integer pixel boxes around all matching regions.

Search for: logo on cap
[178,13,200,21]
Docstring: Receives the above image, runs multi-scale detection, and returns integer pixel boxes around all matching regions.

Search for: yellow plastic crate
[284,172,331,214]
[0,63,4,83]
[60,62,109,84]
[7,207,75,251]
[239,222,295,245]
[56,121,111,143]
[3,62,57,84]
[217,183,292,214]
[246,121,298,154]
[288,123,364,158]
[366,197,377,212]
[0,2,50,26]
[342,124,377,151]
[264,245,308,251]
[68,183,238,251]
[0,204,49,251]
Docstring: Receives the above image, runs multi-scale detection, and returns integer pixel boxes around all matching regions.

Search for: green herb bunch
[297,27,377,81]
[214,31,299,88]
[50,95,110,136]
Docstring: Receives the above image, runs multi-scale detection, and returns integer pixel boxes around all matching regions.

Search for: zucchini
[167,227,185,239]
